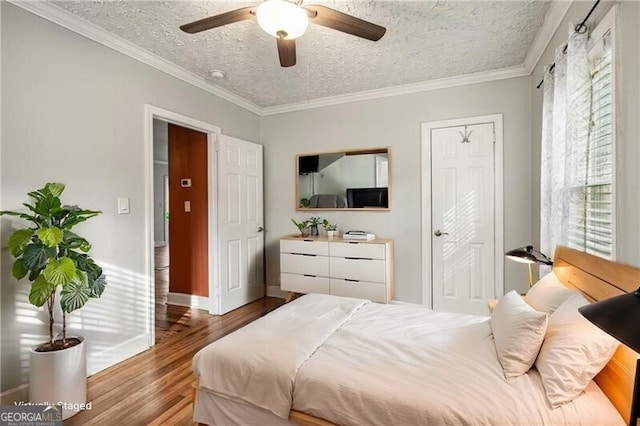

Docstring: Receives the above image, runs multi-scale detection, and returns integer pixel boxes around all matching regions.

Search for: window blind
[567,34,613,258]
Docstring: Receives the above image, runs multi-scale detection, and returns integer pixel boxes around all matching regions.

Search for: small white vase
[29,336,87,420]
[326,230,338,239]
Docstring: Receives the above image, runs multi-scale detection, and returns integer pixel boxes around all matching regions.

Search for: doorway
[421,114,504,315]
[145,106,222,346]
[152,119,209,342]
[145,105,266,347]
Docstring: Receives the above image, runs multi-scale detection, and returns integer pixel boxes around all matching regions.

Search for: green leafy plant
[307,217,322,227]
[299,198,311,208]
[322,219,338,231]
[290,218,309,233]
[1,183,106,351]
[305,217,322,236]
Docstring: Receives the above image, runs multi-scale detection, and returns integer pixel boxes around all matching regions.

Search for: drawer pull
[344,278,360,282]
[291,253,317,257]
[303,274,317,278]
[303,239,314,242]
[348,242,360,244]
[344,257,373,261]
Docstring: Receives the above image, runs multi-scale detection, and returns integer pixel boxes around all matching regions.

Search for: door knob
[257,226,265,232]
[434,229,449,237]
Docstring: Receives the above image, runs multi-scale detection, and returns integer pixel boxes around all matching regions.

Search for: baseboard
[167,292,209,310]
[1,385,27,404]
[266,285,287,299]
[88,333,150,376]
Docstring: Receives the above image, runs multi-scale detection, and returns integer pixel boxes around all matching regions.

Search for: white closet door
[218,135,264,314]
[429,121,496,315]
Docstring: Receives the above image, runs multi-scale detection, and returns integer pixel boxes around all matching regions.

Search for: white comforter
[292,302,624,425]
[192,294,367,418]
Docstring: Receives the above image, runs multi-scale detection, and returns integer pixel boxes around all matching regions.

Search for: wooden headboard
[552,245,640,424]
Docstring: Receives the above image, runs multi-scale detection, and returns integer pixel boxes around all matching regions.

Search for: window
[567,28,614,259]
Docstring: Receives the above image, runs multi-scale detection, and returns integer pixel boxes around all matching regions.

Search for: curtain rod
[536,0,601,89]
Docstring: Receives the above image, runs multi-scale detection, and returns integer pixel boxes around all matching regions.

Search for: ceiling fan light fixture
[256,0,309,40]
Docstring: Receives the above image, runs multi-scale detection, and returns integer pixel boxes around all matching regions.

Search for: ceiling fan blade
[180,7,255,34]
[304,5,386,41]
[277,38,296,67]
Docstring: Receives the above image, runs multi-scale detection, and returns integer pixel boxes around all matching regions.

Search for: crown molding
[8,0,262,115]
[261,65,529,116]
[523,0,573,73]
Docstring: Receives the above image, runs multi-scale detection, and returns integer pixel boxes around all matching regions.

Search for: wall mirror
[296,147,390,211]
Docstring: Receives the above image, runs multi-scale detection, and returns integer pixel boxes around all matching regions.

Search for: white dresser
[280,235,394,303]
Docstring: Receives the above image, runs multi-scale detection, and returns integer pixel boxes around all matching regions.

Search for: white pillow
[524,272,576,314]
[535,293,619,407]
[491,290,548,379]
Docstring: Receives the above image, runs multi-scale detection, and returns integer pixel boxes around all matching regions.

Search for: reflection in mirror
[297,148,389,210]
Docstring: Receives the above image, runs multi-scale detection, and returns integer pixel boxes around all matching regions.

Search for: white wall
[530,1,640,267]
[262,76,533,303]
[0,3,260,397]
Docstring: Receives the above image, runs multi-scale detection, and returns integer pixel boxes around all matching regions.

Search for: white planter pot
[326,230,338,239]
[29,336,87,420]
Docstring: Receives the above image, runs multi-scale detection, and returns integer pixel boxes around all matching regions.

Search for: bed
[192,246,640,425]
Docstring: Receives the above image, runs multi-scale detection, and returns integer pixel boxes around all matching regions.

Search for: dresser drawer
[330,278,387,303]
[281,239,329,256]
[330,241,386,260]
[281,253,329,276]
[282,273,330,294]
[330,257,386,283]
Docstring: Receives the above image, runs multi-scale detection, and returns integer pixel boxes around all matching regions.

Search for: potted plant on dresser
[322,219,339,238]
[307,216,322,236]
[1,183,107,420]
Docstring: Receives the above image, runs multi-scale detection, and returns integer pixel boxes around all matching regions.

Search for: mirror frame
[296,147,391,211]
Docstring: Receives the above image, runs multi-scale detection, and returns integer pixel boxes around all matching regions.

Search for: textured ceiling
[52,1,550,108]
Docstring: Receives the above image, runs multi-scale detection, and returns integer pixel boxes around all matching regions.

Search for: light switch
[117,197,130,215]
[184,201,191,212]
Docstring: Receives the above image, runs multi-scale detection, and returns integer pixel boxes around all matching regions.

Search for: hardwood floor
[65,245,283,425]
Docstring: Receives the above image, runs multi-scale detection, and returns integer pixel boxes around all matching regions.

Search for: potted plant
[299,198,311,208]
[308,217,322,236]
[322,219,339,238]
[291,218,310,237]
[0,183,106,419]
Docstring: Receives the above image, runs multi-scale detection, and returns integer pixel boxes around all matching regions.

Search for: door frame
[144,105,222,346]
[420,114,504,309]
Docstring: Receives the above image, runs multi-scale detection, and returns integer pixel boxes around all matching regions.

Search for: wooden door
[168,124,208,297]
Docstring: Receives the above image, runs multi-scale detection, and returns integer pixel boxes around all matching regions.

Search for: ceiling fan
[180,0,386,68]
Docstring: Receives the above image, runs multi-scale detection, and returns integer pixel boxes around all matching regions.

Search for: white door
[163,175,169,244]
[422,115,503,315]
[218,135,265,314]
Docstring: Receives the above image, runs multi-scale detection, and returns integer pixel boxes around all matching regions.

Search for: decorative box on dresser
[279,235,394,303]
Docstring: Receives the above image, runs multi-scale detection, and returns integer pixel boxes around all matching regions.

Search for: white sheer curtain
[540,23,592,258]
